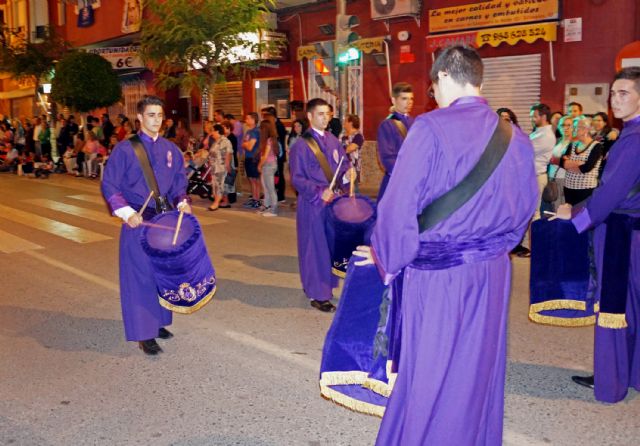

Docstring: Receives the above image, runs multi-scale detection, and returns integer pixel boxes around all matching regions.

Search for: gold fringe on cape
[597,312,628,329]
[528,299,596,327]
[159,286,216,314]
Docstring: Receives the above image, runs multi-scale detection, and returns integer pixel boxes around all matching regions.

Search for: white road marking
[23,250,119,292]
[70,195,225,226]
[0,203,111,244]
[23,198,121,226]
[223,330,318,372]
[0,229,44,253]
[67,194,104,205]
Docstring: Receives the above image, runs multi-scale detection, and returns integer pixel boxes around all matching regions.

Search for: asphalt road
[0,173,638,446]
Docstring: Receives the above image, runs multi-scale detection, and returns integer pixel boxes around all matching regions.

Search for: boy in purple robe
[354,46,537,445]
[289,98,352,313]
[376,82,414,201]
[556,67,640,402]
[102,95,191,355]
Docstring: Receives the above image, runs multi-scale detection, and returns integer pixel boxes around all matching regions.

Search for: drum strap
[303,134,333,183]
[387,115,408,139]
[378,116,408,175]
[129,135,171,212]
[417,119,512,233]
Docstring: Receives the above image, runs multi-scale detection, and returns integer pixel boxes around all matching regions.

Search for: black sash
[417,119,512,233]
[129,135,173,213]
[599,213,640,329]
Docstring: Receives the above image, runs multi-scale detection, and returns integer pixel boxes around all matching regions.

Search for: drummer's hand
[353,245,374,266]
[321,188,335,203]
[126,213,143,228]
[550,203,572,221]
[177,200,192,214]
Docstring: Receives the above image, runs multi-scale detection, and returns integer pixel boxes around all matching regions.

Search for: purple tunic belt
[411,236,509,270]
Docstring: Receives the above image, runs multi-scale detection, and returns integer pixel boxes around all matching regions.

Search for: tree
[140,0,281,94]
[51,51,122,113]
[0,25,69,113]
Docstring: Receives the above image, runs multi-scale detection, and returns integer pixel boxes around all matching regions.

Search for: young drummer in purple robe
[289,98,353,313]
[556,67,640,402]
[354,46,537,445]
[376,82,414,201]
[102,95,191,355]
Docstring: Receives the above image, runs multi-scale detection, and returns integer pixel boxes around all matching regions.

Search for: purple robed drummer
[376,82,414,201]
[556,67,640,402]
[354,46,537,445]
[102,95,191,355]
[289,98,353,313]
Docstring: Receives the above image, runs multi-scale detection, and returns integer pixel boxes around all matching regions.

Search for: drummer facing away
[289,98,354,312]
[354,45,537,445]
[102,95,192,355]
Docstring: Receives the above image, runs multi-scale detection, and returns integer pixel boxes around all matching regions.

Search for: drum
[141,210,216,314]
[529,219,595,327]
[326,195,376,278]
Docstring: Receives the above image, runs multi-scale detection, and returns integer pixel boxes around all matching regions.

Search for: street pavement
[0,172,638,446]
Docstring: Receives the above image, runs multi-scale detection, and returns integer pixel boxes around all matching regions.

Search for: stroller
[187,163,214,201]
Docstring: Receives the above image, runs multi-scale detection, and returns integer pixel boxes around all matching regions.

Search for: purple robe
[572,114,640,403]
[376,111,414,200]
[371,97,537,445]
[289,130,350,301]
[101,132,189,341]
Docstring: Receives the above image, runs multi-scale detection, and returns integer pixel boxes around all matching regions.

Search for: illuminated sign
[429,0,559,33]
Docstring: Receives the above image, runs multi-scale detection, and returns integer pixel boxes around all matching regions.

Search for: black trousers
[276,156,286,202]
[564,187,595,206]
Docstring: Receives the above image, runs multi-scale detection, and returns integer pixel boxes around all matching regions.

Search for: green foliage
[50,51,122,113]
[0,25,68,83]
[140,0,282,94]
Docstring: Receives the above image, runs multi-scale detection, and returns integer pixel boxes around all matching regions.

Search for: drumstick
[139,221,175,231]
[172,210,184,246]
[138,191,154,217]
[349,168,356,198]
[329,156,344,191]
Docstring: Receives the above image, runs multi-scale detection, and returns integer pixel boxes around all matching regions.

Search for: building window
[254,77,292,119]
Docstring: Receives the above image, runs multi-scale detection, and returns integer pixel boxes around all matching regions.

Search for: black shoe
[158,327,174,340]
[571,375,595,389]
[139,339,163,355]
[310,299,336,313]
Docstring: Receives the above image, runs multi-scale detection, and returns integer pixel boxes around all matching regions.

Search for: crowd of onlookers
[0,99,613,225]
[0,103,365,219]
[0,112,138,179]
[185,103,364,218]
[500,101,619,257]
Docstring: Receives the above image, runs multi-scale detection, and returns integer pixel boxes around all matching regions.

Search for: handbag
[224,168,237,186]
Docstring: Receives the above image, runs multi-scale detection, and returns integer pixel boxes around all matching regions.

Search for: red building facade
[245,0,640,137]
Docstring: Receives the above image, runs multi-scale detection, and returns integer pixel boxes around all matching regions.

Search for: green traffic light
[337,47,360,64]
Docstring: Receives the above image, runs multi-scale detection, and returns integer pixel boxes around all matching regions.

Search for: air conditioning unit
[371,0,420,21]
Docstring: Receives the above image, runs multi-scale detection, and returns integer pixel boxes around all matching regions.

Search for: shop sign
[297,45,321,61]
[426,22,557,53]
[563,18,582,43]
[88,45,144,70]
[352,37,385,54]
[429,0,559,33]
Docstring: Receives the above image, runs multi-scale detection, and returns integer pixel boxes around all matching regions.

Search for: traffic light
[335,13,360,64]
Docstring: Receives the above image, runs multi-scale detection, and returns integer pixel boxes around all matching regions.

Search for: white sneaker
[262,212,277,218]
